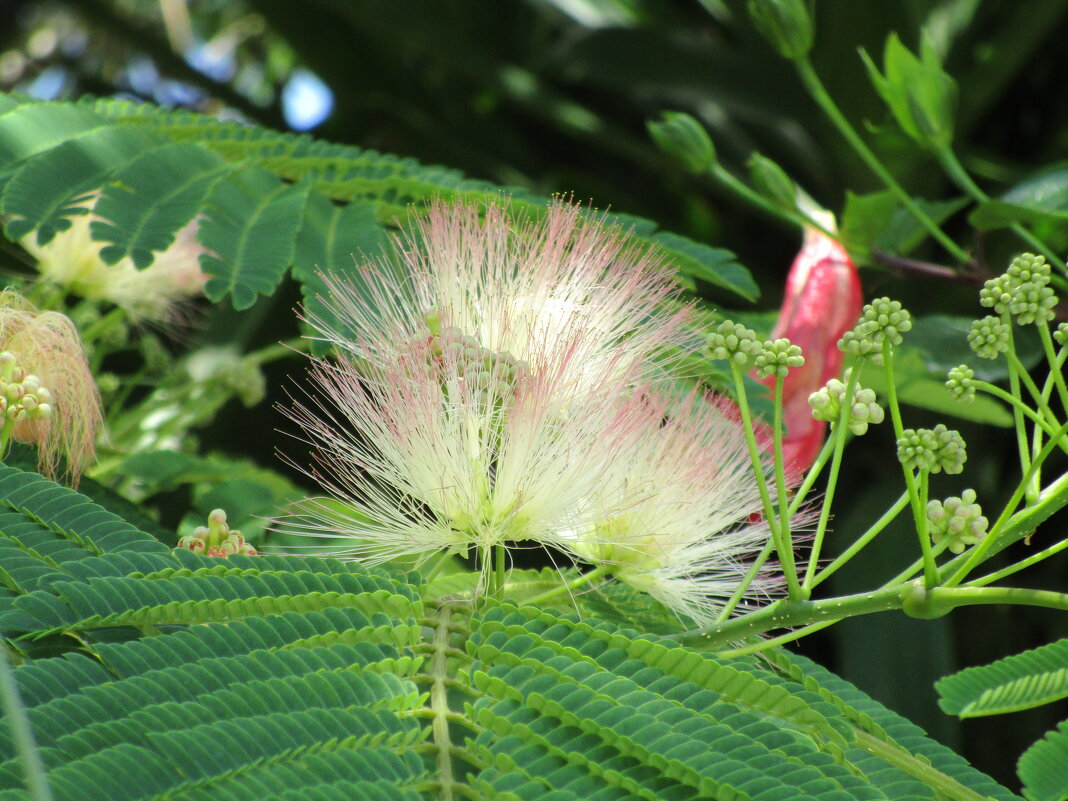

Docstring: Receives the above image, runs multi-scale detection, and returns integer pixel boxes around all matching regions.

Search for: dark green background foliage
[2,0,1068,787]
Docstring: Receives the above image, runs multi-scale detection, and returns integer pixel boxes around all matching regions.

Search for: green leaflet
[936,638,1068,718]
[0,93,757,314]
[1018,719,1068,801]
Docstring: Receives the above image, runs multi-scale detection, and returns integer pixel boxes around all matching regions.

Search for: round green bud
[838,298,912,364]
[945,364,975,401]
[897,424,966,474]
[754,338,804,379]
[927,488,987,554]
[706,320,763,368]
[967,316,1009,359]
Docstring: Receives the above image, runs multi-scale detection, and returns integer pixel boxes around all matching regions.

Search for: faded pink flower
[760,216,862,472]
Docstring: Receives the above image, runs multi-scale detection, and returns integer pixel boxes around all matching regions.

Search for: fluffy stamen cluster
[0,292,100,483]
[283,199,787,624]
[177,509,258,557]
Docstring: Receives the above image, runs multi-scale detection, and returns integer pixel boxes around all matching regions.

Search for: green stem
[717,540,775,622]
[795,58,971,264]
[429,602,456,801]
[1002,323,1036,499]
[809,491,911,589]
[688,582,1068,651]
[708,164,840,240]
[966,536,1068,588]
[716,618,837,657]
[0,646,53,801]
[881,340,936,587]
[494,544,505,599]
[525,565,609,607]
[0,418,14,461]
[772,373,800,599]
[802,370,859,591]
[937,147,1063,268]
[1037,323,1068,413]
[972,378,1064,444]
[787,434,838,517]
[943,433,1068,586]
[728,362,781,539]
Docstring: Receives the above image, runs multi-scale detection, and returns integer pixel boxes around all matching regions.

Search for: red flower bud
[760,221,862,472]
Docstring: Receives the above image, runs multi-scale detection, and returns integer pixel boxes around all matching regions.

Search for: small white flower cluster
[284,200,793,626]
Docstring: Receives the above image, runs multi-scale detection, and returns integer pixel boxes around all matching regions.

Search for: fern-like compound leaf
[936,638,1068,718]
[1018,719,1068,801]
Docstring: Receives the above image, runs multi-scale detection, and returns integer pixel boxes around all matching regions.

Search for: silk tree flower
[565,389,782,626]
[760,213,862,473]
[0,291,101,483]
[282,322,651,565]
[19,195,209,323]
[305,199,698,396]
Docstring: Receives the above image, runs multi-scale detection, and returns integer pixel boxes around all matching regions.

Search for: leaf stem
[772,373,800,599]
[809,491,911,589]
[795,58,970,264]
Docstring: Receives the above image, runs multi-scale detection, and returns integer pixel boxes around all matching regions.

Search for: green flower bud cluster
[927,489,988,554]
[945,364,975,401]
[967,316,1009,359]
[979,253,1058,325]
[423,326,529,407]
[706,321,763,368]
[753,338,804,379]
[838,298,912,364]
[176,508,257,557]
[1055,322,1068,347]
[896,424,967,474]
[0,352,52,424]
[808,370,884,435]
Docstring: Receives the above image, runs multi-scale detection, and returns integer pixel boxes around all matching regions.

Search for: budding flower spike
[838,297,912,364]
[979,253,1057,326]
[945,365,976,401]
[897,424,967,474]
[177,509,258,557]
[967,316,1010,359]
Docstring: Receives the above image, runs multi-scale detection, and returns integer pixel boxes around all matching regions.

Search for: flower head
[0,291,101,483]
[19,194,209,323]
[283,198,793,621]
[283,200,696,568]
[566,389,782,626]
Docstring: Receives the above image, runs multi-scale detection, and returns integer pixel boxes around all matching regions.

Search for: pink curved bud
[760,221,862,473]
